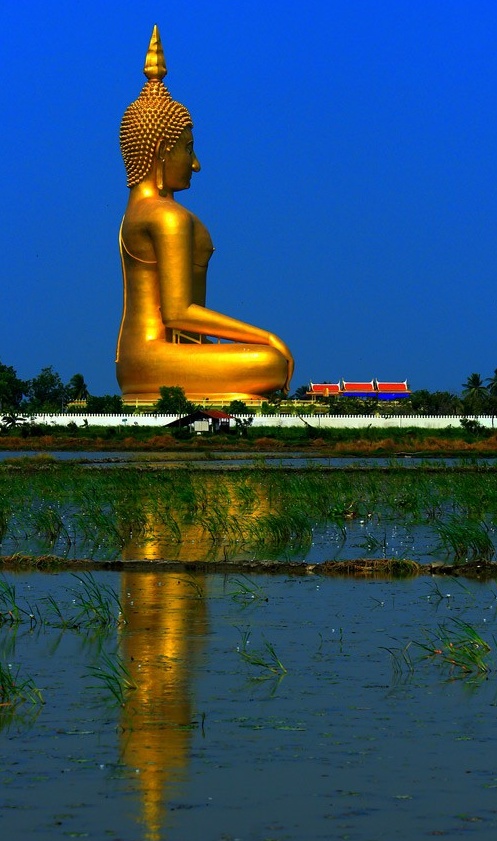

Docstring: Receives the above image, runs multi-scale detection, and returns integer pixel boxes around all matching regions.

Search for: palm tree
[292,384,310,400]
[486,369,497,397]
[66,373,89,402]
[485,369,497,426]
[1,411,28,430]
[462,373,487,415]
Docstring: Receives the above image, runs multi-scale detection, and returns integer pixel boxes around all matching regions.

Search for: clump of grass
[227,575,269,603]
[3,453,56,465]
[415,618,492,676]
[435,516,495,563]
[0,572,124,630]
[236,627,287,676]
[0,662,45,709]
[0,554,66,570]
[70,572,125,628]
[87,651,137,706]
[0,577,35,625]
[320,558,421,577]
[33,504,71,547]
[41,593,78,629]
[0,505,9,543]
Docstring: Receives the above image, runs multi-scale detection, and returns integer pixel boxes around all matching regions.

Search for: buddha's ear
[157,139,168,162]
[155,140,166,191]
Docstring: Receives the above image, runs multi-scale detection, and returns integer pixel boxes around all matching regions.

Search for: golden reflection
[121,473,273,563]
[119,571,208,840]
[116,25,294,404]
[115,477,276,836]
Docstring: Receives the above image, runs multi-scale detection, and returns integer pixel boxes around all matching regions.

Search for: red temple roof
[342,381,376,392]
[306,379,411,399]
[376,381,410,392]
[308,383,341,395]
[202,409,233,419]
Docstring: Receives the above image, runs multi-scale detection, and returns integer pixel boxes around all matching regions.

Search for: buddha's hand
[268,333,294,394]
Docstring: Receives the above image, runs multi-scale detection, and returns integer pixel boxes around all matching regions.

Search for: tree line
[290,371,497,416]
[0,362,122,414]
[2,358,497,417]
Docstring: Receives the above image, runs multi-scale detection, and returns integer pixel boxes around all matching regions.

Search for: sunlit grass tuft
[87,651,137,706]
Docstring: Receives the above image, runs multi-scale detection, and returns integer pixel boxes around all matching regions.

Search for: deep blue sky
[1,0,497,396]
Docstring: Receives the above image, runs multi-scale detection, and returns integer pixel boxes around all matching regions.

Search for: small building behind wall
[165,409,233,434]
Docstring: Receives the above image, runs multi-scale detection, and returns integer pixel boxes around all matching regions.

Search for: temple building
[307,380,411,400]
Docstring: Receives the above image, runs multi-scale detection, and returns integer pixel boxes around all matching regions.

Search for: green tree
[155,386,195,414]
[409,390,462,415]
[291,384,310,400]
[486,369,497,398]
[327,397,377,416]
[24,366,67,412]
[228,399,249,414]
[0,361,27,411]
[66,373,89,402]
[485,369,497,420]
[462,373,488,415]
[85,395,124,413]
[1,410,28,432]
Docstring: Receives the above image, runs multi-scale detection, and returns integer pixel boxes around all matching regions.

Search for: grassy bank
[1,422,497,457]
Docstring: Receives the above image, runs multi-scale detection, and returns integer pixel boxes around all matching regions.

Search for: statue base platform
[122,392,268,408]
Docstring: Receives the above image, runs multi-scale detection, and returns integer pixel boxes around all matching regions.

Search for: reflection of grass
[381,640,414,678]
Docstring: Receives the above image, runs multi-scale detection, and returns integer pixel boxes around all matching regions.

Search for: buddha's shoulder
[145,198,193,231]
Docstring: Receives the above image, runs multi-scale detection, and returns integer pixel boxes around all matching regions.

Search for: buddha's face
[162,128,200,194]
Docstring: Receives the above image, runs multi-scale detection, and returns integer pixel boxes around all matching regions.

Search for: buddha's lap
[118,341,286,368]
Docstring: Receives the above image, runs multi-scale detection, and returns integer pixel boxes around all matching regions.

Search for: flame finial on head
[144,24,167,80]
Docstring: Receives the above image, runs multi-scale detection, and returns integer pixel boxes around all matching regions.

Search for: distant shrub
[253,437,286,450]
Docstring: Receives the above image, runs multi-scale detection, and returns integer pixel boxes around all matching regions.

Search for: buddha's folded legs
[116,341,289,403]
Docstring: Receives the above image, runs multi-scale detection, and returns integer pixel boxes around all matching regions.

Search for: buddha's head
[120,26,193,188]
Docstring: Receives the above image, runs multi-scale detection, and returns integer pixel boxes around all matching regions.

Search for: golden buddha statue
[116,25,294,405]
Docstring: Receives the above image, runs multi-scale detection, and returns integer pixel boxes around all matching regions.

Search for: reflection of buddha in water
[119,572,208,840]
[116,26,294,404]
[121,473,274,563]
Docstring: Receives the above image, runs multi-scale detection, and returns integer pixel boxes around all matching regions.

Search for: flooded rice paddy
[1,458,497,565]
[2,570,497,840]
[2,459,497,838]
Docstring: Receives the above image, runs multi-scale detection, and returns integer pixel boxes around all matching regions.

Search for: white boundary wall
[24,414,496,429]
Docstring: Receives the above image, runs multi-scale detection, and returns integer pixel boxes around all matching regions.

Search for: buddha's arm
[151,207,293,362]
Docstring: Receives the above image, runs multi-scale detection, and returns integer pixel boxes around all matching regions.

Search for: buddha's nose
[192,154,201,173]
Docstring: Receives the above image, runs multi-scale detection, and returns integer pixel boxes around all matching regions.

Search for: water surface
[1,570,497,839]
